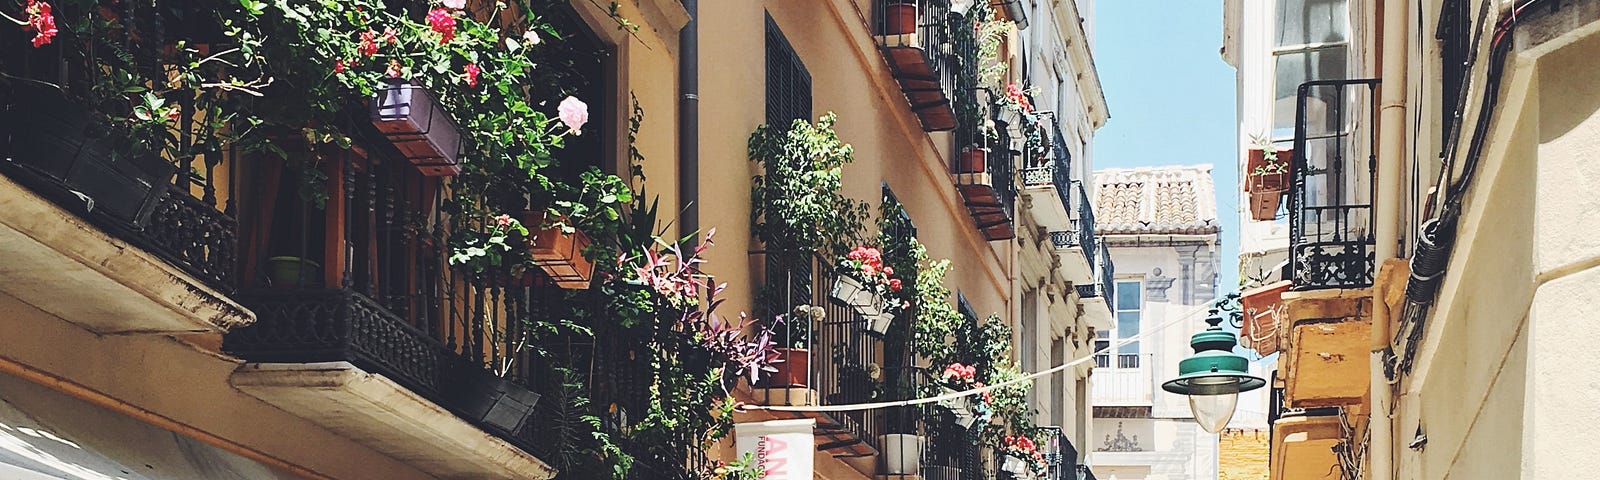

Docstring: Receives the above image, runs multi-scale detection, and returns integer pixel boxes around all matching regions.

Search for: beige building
[0,0,1116,478]
[1222,0,1600,479]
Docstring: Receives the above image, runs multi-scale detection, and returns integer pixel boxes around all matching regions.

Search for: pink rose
[558,96,589,135]
[441,0,465,9]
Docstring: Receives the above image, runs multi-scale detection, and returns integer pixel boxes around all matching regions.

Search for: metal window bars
[1288,79,1380,290]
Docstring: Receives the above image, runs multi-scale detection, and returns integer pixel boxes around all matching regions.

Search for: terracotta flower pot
[1249,189,1284,221]
[882,2,918,35]
[1244,147,1294,193]
[758,348,810,388]
[522,211,595,289]
[957,147,987,173]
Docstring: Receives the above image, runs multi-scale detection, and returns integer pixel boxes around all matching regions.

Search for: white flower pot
[1003,455,1030,474]
[998,106,1022,129]
[865,311,895,335]
[832,275,886,317]
[878,434,924,474]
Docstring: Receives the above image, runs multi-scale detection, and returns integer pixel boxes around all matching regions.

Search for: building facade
[1224,0,1600,479]
[1085,166,1238,480]
[0,0,1115,479]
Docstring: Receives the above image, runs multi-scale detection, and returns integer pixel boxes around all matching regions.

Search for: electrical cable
[740,298,1221,413]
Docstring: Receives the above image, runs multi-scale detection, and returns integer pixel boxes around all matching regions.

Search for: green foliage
[912,251,963,366]
[748,112,868,257]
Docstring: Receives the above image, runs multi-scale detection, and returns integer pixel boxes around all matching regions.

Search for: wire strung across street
[739,299,1221,413]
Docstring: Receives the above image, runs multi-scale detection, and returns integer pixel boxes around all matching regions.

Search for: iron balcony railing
[1289,79,1380,290]
[873,0,956,131]
[1039,426,1079,480]
[1075,240,1114,304]
[755,249,882,456]
[1049,180,1096,255]
[1,46,238,291]
[1020,114,1072,210]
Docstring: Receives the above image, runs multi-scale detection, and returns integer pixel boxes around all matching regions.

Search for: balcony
[1050,181,1097,282]
[1090,354,1152,406]
[1039,426,1080,480]
[749,251,882,458]
[1288,79,1379,290]
[952,86,1016,241]
[1076,241,1115,330]
[1020,114,1073,231]
[874,0,957,131]
[0,70,247,335]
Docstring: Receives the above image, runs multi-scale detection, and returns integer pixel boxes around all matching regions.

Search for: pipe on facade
[0,355,338,480]
[1371,0,1409,477]
[677,0,699,238]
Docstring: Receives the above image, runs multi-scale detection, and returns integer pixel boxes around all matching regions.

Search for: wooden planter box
[1249,189,1285,221]
[1245,147,1294,193]
[521,211,595,289]
[371,82,463,177]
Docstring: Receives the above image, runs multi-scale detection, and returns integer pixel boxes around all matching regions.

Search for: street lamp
[1161,301,1265,433]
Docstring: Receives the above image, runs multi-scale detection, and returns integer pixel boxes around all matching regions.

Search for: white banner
[734,419,815,480]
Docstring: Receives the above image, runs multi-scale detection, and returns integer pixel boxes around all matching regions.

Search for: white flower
[523,29,541,45]
[557,96,588,135]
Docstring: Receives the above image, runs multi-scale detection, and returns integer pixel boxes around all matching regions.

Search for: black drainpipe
[677,0,699,237]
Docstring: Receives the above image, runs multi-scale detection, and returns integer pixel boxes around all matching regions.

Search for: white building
[1086,165,1271,480]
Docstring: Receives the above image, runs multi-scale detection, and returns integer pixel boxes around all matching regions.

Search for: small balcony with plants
[945,0,1016,241]
[1049,181,1097,283]
[1018,109,1073,233]
[873,0,955,131]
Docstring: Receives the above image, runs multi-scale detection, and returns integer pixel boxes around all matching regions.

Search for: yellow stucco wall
[1218,429,1269,480]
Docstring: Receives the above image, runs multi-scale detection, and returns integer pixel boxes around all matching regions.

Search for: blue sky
[1092,0,1240,290]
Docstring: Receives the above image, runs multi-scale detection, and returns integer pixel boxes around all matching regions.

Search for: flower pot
[865,311,895,335]
[3,85,176,228]
[1244,147,1294,193]
[266,256,321,288]
[758,348,810,388]
[522,211,595,289]
[882,2,918,35]
[831,275,885,316]
[1249,189,1284,221]
[1003,455,1029,474]
[1250,171,1290,192]
[878,434,925,474]
[371,82,463,176]
[957,147,988,174]
[997,105,1023,129]
[922,466,963,480]
[442,361,541,437]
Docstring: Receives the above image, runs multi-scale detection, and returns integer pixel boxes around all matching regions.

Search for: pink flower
[888,278,903,292]
[557,96,589,135]
[381,27,397,44]
[494,214,511,226]
[334,59,347,73]
[22,0,56,48]
[386,59,403,78]
[522,29,541,45]
[427,8,456,44]
[464,62,481,87]
[441,0,465,9]
[358,30,378,56]
[883,266,894,276]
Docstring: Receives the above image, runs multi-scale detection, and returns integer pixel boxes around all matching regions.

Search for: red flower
[333,60,346,73]
[883,266,894,276]
[464,62,481,87]
[426,8,456,44]
[385,59,403,78]
[358,30,378,56]
[381,27,398,44]
[493,214,511,226]
[22,0,57,48]
[888,278,903,292]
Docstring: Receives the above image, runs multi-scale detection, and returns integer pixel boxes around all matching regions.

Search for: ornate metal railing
[1021,114,1072,207]
[873,0,955,131]
[1039,426,1078,480]
[1289,79,1379,290]
[754,250,882,455]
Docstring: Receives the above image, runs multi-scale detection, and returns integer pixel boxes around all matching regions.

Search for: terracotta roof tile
[1091,165,1219,235]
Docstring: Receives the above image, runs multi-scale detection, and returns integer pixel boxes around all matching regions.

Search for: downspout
[1371,0,1407,478]
[677,0,699,238]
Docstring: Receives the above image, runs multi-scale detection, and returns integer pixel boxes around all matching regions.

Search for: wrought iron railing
[754,250,882,455]
[1075,240,1113,302]
[1036,426,1079,480]
[873,0,955,130]
[1289,79,1379,290]
[1021,114,1072,208]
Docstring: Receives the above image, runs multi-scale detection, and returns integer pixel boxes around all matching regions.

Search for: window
[1271,0,1349,137]
[1095,280,1143,368]
[765,14,811,128]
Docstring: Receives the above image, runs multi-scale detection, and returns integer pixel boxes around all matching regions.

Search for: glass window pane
[1117,311,1140,337]
[1276,0,1348,47]
[1273,47,1348,133]
[1122,341,1140,356]
[1116,281,1141,311]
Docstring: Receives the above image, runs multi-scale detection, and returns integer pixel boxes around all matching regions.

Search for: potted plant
[370,81,465,177]
[957,146,988,174]
[759,305,822,388]
[266,256,321,287]
[526,169,632,289]
[449,213,530,276]
[936,362,993,429]
[879,429,924,474]
[882,1,919,35]
[1245,134,1293,193]
[999,434,1049,478]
